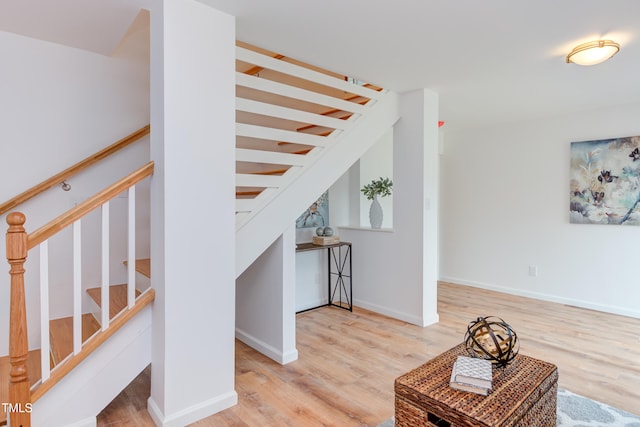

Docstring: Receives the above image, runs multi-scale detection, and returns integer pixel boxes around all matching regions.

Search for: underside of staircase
[233,42,400,277]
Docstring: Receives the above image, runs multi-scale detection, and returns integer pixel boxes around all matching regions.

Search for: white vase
[369,196,383,229]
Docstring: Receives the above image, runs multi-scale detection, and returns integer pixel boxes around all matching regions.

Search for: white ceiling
[0,0,150,56]
[2,0,639,129]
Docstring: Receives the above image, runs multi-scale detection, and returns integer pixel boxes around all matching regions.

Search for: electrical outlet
[529,265,538,277]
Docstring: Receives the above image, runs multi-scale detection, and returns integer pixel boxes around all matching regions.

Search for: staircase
[2,41,398,426]
[234,42,399,276]
[1,159,154,426]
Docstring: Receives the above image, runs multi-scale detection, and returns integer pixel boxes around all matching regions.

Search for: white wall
[440,102,640,318]
[294,239,328,312]
[236,227,297,364]
[0,28,150,356]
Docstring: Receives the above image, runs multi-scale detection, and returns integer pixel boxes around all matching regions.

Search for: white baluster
[40,241,50,381]
[73,220,82,354]
[128,185,136,308]
[101,202,110,328]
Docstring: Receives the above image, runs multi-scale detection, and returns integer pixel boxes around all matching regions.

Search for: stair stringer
[29,305,152,427]
[236,91,400,278]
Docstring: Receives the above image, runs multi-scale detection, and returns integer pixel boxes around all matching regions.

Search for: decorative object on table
[360,177,392,229]
[296,191,329,228]
[569,135,640,225]
[449,355,492,395]
[312,226,339,245]
[315,226,334,236]
[464,316,519,367]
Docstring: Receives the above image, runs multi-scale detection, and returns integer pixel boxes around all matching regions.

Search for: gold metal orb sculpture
[464,316,519,367]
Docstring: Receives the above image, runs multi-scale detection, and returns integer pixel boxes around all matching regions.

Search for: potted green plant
[361,177,393,229]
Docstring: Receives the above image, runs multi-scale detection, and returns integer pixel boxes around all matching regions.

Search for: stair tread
[49,314,101,365]
[0,349,43,425]
[86,284,142,319]
[123,258,151,278]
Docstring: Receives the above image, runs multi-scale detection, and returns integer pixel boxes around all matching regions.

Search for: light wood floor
[97,281,640,426]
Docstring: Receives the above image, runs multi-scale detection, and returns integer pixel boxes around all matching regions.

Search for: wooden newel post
[6,212,31,427]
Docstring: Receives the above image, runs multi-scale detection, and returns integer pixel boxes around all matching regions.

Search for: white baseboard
[148,391,238,427]
[235,328,299,365]
[354,298,439,327]
[440,276,640,319]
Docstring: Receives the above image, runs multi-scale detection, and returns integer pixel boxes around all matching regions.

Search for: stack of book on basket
[449,355,492,395]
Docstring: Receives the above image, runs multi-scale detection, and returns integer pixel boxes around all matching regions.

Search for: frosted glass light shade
[566,40,620,66]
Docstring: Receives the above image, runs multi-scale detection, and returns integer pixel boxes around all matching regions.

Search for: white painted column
[396,89,439,326]
[148,1,237,425]
[235,226,298,364]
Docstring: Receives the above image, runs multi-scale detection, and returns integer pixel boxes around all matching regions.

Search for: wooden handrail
[28,161,154,250]
[6,212,31,427]
[0,125,150,217]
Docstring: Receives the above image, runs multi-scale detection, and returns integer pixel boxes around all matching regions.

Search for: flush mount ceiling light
[566,40,620,66]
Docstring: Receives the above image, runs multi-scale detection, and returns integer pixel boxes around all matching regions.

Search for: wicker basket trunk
[395,343,558,427]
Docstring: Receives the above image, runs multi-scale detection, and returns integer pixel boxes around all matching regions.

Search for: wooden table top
[295,241,351,252]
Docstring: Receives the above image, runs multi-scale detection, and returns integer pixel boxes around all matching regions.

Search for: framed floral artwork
[570,135,640,225]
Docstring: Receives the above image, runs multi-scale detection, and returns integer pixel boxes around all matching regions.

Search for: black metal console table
[295,241,352,313]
